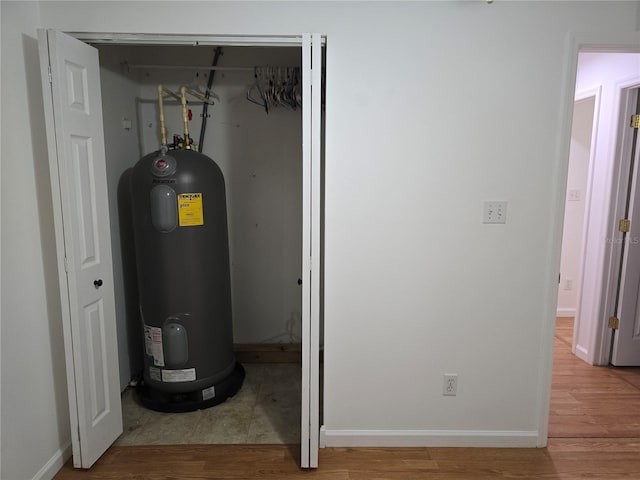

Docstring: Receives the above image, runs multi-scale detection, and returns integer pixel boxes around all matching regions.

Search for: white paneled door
[38,29,122,468]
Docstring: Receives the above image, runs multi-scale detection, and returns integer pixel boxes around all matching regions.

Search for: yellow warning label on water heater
[178,193,204,227]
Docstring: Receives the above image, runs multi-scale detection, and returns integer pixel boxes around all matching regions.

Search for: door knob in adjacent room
[297,278,302,285]
[94,279,103,289]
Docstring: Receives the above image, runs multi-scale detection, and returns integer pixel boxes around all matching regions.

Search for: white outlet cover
[483,201,507,224]
[443,374,458,396]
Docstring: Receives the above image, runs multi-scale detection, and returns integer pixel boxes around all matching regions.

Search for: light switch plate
[483,201,507,224]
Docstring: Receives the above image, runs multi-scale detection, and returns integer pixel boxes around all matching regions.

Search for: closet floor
[114,363,301,445]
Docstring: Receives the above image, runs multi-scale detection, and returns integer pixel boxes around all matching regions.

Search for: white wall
[572,52,640,364]
[2,1,640,478]
[557,98,594,317]
[1,2,71,480]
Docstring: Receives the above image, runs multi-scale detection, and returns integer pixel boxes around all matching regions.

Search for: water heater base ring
[137,362,245,413]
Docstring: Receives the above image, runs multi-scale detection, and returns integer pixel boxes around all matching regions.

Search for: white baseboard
[574,343,591,364]
[556,308,576,317]
[33,442,71,480]
[320,429,538,448]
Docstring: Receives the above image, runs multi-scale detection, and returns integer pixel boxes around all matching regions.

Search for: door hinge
[608,316,620,330]
[64,257,70,272]
[631,114,640,129]
[619,218,631,233]
[47,65,52,84]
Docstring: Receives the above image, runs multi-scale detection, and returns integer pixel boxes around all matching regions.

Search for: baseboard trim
[321,428,539,448]
[556,308,576,317]
[574,343,591,364]
[32,442,71,480]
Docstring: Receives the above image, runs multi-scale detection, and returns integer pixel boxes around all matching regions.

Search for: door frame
[569,71,640,365]
[568,87,601,363]
[537,30,640,446]
[560,52,640,366]
[51,30,324,468]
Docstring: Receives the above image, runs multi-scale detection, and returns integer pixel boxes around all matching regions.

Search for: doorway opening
[551,49,640,439]
[98,43,309,446]
[40,29,324,469]
[556,51,640,366]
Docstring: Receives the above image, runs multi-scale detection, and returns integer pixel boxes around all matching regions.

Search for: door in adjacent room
[611,87,640,366]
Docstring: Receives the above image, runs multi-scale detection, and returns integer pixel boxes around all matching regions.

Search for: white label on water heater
[144,326,153,355]
[162,368,196,383]
[202,385,216,401]
[144,325,165,367]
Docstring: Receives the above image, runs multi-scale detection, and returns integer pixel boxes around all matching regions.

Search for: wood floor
[550,317,640,438]
[54,318,640,479]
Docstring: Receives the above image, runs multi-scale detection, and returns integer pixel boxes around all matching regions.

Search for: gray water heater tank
[129,148,244,412]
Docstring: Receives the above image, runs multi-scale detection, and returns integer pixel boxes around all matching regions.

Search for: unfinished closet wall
[97,45,303,389]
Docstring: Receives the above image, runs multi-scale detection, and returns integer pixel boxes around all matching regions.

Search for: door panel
[300,32,322,469]
[65,60,90,112]
[39,29,122,468]
[71,135,100,265]
[612,88,640,366]
[86,299,108,424]
[309,32,322,469]
[301,32,312,469]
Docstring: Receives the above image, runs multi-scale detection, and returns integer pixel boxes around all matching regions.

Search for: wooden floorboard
[54,317,640,479]
[549,317,640,438]
[52,441,640,479]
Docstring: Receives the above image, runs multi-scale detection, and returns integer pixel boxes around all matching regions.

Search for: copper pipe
[157,84,167,146]
[157,85,211,150]
[180,86,192,149]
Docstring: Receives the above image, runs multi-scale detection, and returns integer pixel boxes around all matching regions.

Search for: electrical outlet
[564,278,573,291]
[443,374,458,396]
